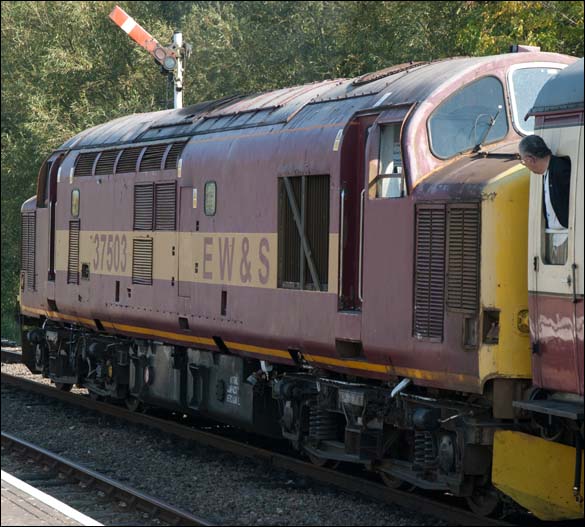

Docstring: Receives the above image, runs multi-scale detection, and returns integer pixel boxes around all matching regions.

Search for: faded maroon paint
[529,292,584,395]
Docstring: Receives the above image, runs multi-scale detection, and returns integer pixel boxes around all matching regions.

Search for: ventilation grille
[21,212,36,290]
[134,184,154,230]
[75,152,98,177]
[155,182,177,230]
[165,142,187,170]
[116,147,143,173]
[132,238,153,285]
[447,206,480,312]
[95,150,119,175]
[413,206,446,341]
[279,177,301,287]
[305,175,329,289]
[278,175,330,290]
[67,220,80,285]
[140,143,167,172]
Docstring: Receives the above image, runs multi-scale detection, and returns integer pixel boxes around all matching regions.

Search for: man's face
[519,152,547,175]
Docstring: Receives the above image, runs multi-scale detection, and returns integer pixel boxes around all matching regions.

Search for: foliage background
[1,1,583,340]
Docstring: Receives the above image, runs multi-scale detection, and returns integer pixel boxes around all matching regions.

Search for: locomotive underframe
[21,315,513,499]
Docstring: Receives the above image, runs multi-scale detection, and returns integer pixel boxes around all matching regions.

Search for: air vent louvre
[116,147,143,174]
[164,142,187,170]
[95,150,119,175]
[21,212,36,290]
[132,238,153,285]
[75,152,98,177]
[67,220,80,285]
[447,206,480,312]
[134,184,154,230]
[155,182,177,230]
[278,175,329,290]
[140,144,167,172]
[413,206,446,341]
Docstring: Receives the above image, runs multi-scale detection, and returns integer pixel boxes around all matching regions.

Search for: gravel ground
[2,362,447,526]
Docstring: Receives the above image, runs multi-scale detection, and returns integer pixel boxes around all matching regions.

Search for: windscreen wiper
[472,105,503,153]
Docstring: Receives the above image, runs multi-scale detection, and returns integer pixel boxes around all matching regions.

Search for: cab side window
[376,124,405,198]
[542,155,571,265]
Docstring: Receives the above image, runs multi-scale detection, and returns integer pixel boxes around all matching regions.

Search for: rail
[1,430,214,526]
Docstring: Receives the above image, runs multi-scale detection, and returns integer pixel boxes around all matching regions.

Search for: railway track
[1,430,214,526]
[1,370,511,526]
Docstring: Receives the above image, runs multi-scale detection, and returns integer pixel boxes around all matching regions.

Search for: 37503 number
[92,233,127,273]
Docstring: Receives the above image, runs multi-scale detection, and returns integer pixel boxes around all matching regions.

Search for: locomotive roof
[528,58,584,116]
[60,52,571,151]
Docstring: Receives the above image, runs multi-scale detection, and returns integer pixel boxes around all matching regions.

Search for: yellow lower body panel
[492,430,584,521]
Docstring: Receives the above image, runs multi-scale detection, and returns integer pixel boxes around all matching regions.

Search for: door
[528,120,582,394]
[178,186,196,298]
[338,115,377,312]
[360,107,413,361]
[572,123,584,395]
[48,154,65,284]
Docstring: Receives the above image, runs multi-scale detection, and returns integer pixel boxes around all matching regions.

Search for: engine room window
[376,124,405,198]
[508,65,562,136]
[428,76,508,159]
[278,175,330,291]
[71,189,80,218]
[204,181,216,216]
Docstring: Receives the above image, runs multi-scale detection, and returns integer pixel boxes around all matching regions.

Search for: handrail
[358,188,365,302]
[338,189,345,302]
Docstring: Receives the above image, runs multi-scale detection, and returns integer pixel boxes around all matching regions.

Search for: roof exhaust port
[510,44,541,53]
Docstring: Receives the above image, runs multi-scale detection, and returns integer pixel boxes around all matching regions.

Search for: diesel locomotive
[18,49,583,518]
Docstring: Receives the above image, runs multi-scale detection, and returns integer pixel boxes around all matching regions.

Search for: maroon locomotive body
[19,50,581,516]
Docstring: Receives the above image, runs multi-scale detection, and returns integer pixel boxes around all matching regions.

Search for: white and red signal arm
[109,6,177,71]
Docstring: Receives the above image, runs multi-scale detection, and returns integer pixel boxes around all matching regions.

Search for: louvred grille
[134,184,154,230]
[116,147,143,173]
[279,177,301,286]
[67,220,80,284]
[277,175,329,290]
[447,206,480,312]
[155,182,176,230]
[164,142,186,169]
[413,206,446,341]
[140,143,167,172]
[75,152,98,177]
[305,175,329,289]
[132,238,153,285]
[95,150,119,175]
[21,212,36,290]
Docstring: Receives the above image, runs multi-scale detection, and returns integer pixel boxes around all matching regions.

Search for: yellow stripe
[304,353,389,373]
[110,322,215,346]
[21,305,96,327]
[304,352,477,385]
[225,340,291,360]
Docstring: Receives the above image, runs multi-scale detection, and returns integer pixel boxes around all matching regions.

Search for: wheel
[465,486,502,517]
[54,382,73,392]
[307,453,340,470]
[125,396,143,412]
[379,472,416,492]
